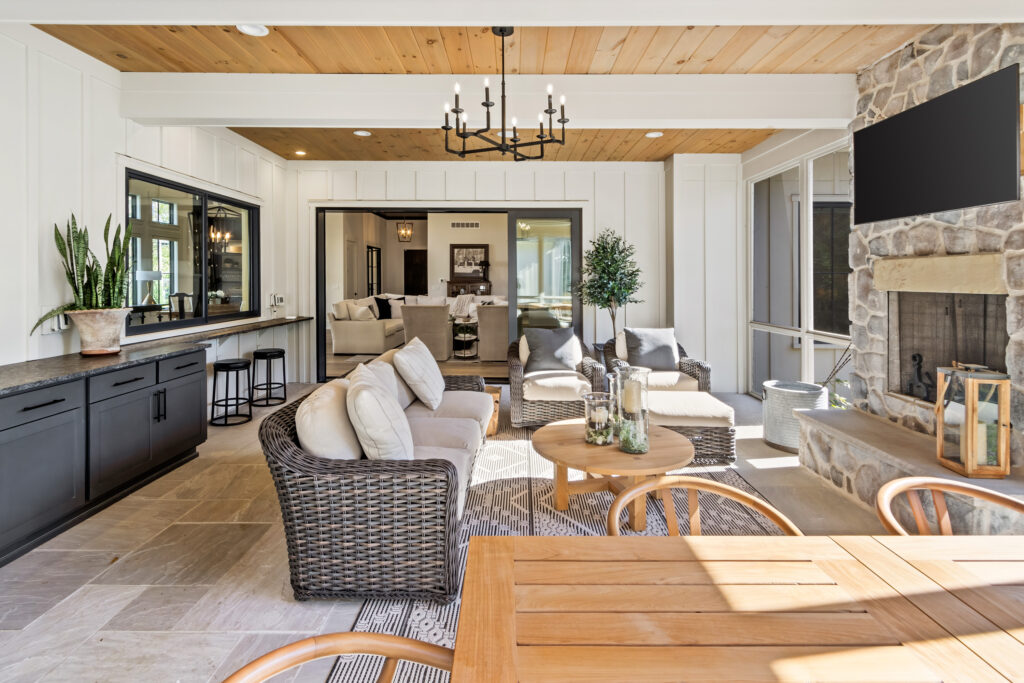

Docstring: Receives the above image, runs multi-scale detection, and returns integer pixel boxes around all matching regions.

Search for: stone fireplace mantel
[874,253,1007,294]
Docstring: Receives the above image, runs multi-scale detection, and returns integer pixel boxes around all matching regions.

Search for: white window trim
[745,137,852,397]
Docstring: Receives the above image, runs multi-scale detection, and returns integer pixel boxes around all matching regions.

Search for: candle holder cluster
[442,26,568,161]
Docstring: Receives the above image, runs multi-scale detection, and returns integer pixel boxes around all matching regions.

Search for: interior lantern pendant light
[442,26,568,161]
[396,221,414,242]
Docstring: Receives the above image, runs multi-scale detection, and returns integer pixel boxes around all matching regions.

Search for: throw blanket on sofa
[451,293,475,318]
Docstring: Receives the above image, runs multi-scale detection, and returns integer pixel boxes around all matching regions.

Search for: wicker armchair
[602,338,711,391]
[508,341,605,428]
[258,374,484,604]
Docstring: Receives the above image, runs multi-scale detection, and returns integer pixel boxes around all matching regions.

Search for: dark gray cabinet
[0,407,86,551]
[0,348,207,565]
[89,364,206,500]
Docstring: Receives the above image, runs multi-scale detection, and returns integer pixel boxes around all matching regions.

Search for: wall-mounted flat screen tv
[853,63,1020,225]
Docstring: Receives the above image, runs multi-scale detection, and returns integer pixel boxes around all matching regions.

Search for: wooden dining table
[452,535,1024,682]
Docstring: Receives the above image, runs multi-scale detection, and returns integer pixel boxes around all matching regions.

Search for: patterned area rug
[329,399,778,682]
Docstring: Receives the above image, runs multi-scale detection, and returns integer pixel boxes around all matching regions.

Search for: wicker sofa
[259,373,486,604]
[508,339,605,428]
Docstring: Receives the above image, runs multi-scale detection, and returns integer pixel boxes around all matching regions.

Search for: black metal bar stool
[210,358,253,426]
[251,347,287,407]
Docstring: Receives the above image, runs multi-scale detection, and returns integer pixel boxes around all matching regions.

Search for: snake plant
[31,214,133,333]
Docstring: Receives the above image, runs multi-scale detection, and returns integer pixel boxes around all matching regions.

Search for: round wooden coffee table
[531,418,695,532]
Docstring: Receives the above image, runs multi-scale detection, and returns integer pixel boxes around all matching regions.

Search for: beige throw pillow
[393,337,446,410]
[295,379,362,460]
[346,364,414,460]
[347,303,375,321]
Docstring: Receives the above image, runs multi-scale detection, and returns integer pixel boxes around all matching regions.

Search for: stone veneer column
[849,23,1024,465]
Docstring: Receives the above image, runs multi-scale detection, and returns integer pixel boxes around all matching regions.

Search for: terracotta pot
[67,308,131,355]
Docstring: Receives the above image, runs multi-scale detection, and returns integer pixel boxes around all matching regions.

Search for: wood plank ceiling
[36,24,929,74]
[227,127,779,162]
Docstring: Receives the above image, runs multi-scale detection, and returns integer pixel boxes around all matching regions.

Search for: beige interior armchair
[403,305,452,361]
[476,304,509,362]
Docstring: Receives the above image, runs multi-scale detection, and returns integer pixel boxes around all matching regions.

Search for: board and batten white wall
[0,24,311,380]
[291,161,668,353]
[665,154,744,392]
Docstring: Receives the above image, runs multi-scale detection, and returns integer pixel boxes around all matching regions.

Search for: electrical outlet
[274,294,285,305]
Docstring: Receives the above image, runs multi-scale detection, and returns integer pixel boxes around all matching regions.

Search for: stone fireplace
[847,23,1024,465]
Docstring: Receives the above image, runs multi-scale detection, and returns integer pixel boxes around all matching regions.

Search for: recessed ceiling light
[353,130,372,137]
[294,150,306,156]
[645,131,664,138]
[236,24,269,37]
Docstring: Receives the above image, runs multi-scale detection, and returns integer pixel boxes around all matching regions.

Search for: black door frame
[315,206,584,382]
[506,208,583,342]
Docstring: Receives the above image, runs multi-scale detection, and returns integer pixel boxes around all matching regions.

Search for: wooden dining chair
[221,632,453,683]
[876,476,1024,535]
[607,475,803,536]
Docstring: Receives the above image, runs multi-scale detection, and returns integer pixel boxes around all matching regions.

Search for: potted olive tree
[32,214,134,355]
[577,228,643,339]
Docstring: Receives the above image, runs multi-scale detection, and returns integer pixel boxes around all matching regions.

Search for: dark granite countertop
[0,342,208,398]
[125,316,312,350]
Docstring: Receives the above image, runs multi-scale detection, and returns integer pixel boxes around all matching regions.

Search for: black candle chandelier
[442,26,568,161]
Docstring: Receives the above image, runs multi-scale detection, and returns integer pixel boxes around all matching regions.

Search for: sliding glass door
[507,209,582,341]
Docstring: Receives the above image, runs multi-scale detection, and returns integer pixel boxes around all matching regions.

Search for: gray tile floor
[0,386,881,682]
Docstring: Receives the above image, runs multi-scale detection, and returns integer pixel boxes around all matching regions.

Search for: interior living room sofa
[259,345,492,603]
[328,299,404,354]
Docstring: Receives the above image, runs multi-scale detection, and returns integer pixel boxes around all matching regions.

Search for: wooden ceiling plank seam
[202,26,301,74]
[37,25,170,71]
[353,26,406,74]
[654,26,715,74]
[699,25,771,74]
[746,24,823,74]
[772,25,857,73]
[609,26,660,74]
[142,26,244,72]
[579,129,615,162]
[564,26,604,74]
[676,25,742,74]
[410,26,453,74]
[504,28,523,75]
[250,27,323,73]
[590,128,630,161]
[438,27,475,73]
[518,26,548,75]
[796,25,881,72]
[466,25,499,75]
[383,26,430,74]
[588,26,631,74]
[542,26,575,75]
[723,25,799,74]
[813,24,927,73]
[633,26,685,74]
[278,26,361,73]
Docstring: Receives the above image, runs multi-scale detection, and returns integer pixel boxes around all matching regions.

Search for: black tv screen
[853,64,1020,225]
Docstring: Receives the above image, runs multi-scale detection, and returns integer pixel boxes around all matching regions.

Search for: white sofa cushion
[405,390,494,438]
[332,300,351,320]
[648,370,699,392]
[295,379,362,460]
[347,302,375,321]
[413,445,472,517]
[391,300,405,319]
[408,417,482,453]
[393,337,446,410]
[355,295,379,317]
[418,295,445,306]
[383,319,405,336]
[346,364,415,460]
[647,391,735,428]
[522,370,591,402]
[371,348,418,409]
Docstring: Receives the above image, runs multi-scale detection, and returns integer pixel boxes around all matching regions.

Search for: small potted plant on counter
[32,214,133,355]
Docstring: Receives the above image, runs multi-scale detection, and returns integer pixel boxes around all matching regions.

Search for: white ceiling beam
[5,0,1023,26]
[120,73,856,129]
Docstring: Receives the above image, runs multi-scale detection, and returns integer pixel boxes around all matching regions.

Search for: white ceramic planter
[763,380,829,452]
[67,308,130,355]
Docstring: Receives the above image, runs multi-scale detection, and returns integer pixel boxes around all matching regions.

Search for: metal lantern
[396,221,414,242]
[935,363,1011,478]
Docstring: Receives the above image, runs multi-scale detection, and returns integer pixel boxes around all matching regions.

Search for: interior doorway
[404,249,428,295]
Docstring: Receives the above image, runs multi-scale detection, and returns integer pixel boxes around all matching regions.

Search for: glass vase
[616,366,650,454]
[606,371,620,436]
[583,392,615,445]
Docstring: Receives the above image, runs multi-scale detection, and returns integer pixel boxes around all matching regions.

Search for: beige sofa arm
[330,318,388,354]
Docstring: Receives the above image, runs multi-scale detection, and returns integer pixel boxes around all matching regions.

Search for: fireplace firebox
[888,291,1007,403]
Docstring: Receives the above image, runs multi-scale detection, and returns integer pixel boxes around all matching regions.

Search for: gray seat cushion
[624,328,680,371]
[413,445,472,517]
[408,417,483,453]
[405,390,494,438]
[523,327,579,373]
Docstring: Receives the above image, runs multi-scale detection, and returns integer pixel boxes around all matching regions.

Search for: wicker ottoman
[647,392,736,464]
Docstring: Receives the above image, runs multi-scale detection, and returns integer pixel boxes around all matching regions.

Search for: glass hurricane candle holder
[935,364,1010,478]
[616,366,650,454]
[606,371,620,436]
[583,392,615,445]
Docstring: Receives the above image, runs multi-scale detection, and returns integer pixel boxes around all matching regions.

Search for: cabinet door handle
[159,389,167,421]
[174,361,199,370]
[152,392,161,421]
[113,376,145,387]
[21,397,65,412]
